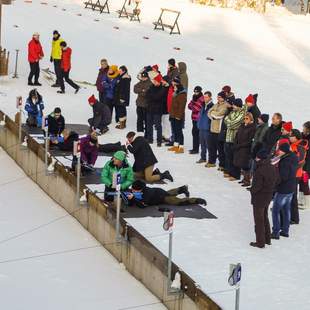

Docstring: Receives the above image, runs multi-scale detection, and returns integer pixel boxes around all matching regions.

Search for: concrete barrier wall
[0,112,221,310]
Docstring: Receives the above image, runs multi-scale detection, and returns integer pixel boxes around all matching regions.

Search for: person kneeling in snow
[126,131,173,183]
[101,151,134,202]
[126,180,206,208]
[87,94,112,135]
[25,89,44,127]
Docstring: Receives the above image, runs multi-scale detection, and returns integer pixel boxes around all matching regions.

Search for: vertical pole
[0,4,2,48]
[18,110,22,147]
[44,129,49,174]
[76,155,81,208]
[13,49,19,78]
[167,229,173,290]
[235,285,240,310]
[115,190,121,241]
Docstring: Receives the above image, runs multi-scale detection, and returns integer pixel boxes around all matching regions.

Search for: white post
[235,285,240,310]
[74,140,81,208]
[12,49,19,79]
[16,96,22,147]
[115,172,121,241]
[228,263,242,310]
[44,128,49,175]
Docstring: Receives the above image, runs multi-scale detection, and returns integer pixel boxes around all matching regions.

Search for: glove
[50,56,53,63]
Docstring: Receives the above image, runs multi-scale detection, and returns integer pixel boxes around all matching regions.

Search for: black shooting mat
[23,123,90,135]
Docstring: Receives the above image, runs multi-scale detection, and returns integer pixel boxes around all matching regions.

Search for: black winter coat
[57,131,79,151]
[141,186,169,206]
[251,123,269,158]
[233,122,256,169]
[263,123,282,154]
[114,73,131,106]
[276,152,298,194]
[302,133,310,174]
[48,114,65,136]
[162,86,169,115]
[127,136,158,172]
[145,85,166,115]
[250,159,277,207]
[248,105,261,123]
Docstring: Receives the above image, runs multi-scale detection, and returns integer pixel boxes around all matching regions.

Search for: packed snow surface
[1,0,310,309]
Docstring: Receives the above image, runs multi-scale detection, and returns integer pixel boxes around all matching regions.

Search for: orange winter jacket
[291,139,308,178]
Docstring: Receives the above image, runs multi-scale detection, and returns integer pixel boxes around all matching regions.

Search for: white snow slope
[0,148,166,310]
[1,0,310,309]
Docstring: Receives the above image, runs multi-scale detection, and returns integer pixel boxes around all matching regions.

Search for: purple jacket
[96,67,109,92]
[188,95,205,121]
[80,136,98,165]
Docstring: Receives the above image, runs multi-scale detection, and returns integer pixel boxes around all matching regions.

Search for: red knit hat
[282,121,293,133]
[88,95,96,105]
[152,64,159,72]
[222,85,231,93]
[153,74,163,84]
[245,94,254,104]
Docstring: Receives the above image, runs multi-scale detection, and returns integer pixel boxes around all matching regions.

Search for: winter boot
[196,159,206,164]
[178,185,190,198]
[241,172,251,187]
[205,163,216,168]
[249,242,265,249]
[116,117,126,129]
[189,149,199,154]
[160,170,173,182]
[168,144,179,152]
[165,141,174,147]
[175,145,184,154]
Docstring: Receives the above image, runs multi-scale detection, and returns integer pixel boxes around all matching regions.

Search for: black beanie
[53,30,60,35]
[259,114,269,124]
[194,86,202,93]
[218,91,226,100]
[256,149,269,160]
[168,58,176,67]
[291,129,302,140]
[233,98,243,108]
[132,180,146,191]
[119,65,128,73]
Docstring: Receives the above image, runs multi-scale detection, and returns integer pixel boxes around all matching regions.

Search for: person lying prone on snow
[125,180,206,208]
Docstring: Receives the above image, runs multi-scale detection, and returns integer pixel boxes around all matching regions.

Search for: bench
[84,0,110,14]
[117,0,141,22]
[153,8,181,35]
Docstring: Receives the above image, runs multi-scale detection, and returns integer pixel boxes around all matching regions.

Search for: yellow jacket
[51,38,64,60]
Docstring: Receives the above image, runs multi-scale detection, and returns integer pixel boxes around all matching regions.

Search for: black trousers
[224,142,240,178]
[115,106,127,121]
[171,118,184,145]
[53,59,62,85]
[291,178,300,224]
[253,204,271,247]
[218,140,225,168]
[28,62,40,83]
[136,106,147,133]
[146,113,162,143]
[207,132,219,164]
[98,91,105,103]
[59,70,79,92]
[104,99,116,122]
[192,120,200,152]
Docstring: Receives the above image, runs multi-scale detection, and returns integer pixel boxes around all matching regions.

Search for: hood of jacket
[178,62,187,74]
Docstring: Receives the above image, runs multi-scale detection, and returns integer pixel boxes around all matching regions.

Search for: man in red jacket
[57,41,80,94]
[28,32,44,86]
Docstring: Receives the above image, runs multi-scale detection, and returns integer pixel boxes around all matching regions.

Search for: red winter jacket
[167,85,174,113]
[61,47,72,72]
[28,39,44,63]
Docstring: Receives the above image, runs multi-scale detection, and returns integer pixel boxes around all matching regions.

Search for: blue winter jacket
[197,101,214,131]
[102,75,119,100]
[25,98,44,117]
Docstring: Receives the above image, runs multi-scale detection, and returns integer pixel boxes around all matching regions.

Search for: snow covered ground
[0,148,166,310]
[1,0,310,309]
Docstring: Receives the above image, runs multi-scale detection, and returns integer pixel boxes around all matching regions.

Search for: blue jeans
[199,130,208,160]
[272,192,294,236]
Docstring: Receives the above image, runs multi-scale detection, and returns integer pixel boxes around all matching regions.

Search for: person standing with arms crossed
[50,30,64,88]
